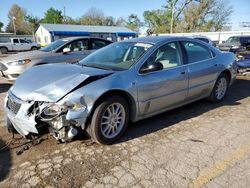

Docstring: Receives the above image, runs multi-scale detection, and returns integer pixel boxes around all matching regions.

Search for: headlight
[40,104,66,120]
[231,46,240,49]
[44,104,62,116]
[7,59,31,66]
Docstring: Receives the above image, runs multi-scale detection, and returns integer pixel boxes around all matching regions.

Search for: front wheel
[208,73,229,103]
[86,96,129,145]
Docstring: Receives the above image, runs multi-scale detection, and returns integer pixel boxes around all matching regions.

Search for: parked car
[4,36,237,145]
[192,36,216,47]
[0,38,40,54]
[218,35,250,53]
[0,37,112,81]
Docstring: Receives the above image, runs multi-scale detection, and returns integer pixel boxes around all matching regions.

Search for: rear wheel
[31,46,37,51]
[0,47,8,54]
[86,96,129,145]
[208,73,229,102]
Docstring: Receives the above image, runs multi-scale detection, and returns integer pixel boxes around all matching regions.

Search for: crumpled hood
[1,50,49,62]
[11,64,113,102]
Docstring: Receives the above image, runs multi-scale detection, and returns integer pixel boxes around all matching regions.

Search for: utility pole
[63,6,66,23]
[12,16,16,35]
[170,4,175,34]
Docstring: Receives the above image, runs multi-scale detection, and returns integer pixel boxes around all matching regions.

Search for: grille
[7,97,21,114]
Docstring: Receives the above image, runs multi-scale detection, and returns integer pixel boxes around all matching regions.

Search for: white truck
[0,38,40,54]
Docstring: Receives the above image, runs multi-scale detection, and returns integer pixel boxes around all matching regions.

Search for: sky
[0,0,249,32]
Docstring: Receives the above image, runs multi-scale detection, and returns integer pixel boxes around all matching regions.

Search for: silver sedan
[4,36,237,144]
[0,37,112,81]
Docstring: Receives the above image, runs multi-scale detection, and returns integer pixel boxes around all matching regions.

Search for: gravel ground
[0,74,250,187]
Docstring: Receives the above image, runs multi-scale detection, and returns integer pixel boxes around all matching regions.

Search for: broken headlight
[69,103,86,111]
[40,104,66,120]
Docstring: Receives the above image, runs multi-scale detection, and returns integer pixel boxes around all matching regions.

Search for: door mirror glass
[140,62,163,74]
[63,48,71,54]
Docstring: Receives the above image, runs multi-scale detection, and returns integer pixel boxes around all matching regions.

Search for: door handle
[180,71,186,74]
[214,64,218,67]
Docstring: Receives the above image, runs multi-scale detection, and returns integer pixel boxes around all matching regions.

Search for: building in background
[35,24,137,46]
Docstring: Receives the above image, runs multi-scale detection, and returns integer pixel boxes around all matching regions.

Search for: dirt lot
[1,74,250,187]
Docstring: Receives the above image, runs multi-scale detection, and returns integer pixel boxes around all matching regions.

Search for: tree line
[0,0,232,35]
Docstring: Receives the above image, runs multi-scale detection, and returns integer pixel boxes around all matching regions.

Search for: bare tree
[6,4,30,34]
[80,7,106,25]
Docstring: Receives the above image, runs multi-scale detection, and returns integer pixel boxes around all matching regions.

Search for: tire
[208,73,229,103]
[86,96,129,145]
[31,46,37,51]
[0,47,8,54]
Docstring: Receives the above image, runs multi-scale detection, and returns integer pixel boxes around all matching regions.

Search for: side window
[92,39,110,50]
[60,39,88,52]
[143,42,182,69]
[182,41,212,64]
[20,39,28,43]
[13,39,19,43]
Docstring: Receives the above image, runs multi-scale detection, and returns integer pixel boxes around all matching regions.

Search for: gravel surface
[0,75,250,187]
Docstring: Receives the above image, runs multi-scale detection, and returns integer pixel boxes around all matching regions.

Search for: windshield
[226,37,240,44]
[40,39,69,52]
[79,42,153,70]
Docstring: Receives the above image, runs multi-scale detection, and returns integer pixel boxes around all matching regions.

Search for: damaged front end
[4,91,90,142]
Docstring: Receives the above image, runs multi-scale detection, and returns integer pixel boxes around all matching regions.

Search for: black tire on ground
[208,73,229,103]
[0,47,8,54]
[86,96,129,145]
[31,46,37,51]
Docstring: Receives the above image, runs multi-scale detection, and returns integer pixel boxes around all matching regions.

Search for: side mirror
[140,62,163,74]
[63,48,71,54]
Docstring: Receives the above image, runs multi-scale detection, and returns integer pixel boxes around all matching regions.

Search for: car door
[12,39,22,51]
[90,38,112,51]
[136,42,189,115]
[181,41,218,101]
[19,39,31,50]
[54,39,90,63]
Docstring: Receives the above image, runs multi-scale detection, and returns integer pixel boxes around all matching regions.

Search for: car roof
[121,36,191,44]
[58,36,112,42]
[230,35,250,38]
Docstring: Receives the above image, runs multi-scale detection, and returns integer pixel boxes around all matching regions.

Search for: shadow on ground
[0,139,12,182]
[118,77,250,143]
[0,83,12,94]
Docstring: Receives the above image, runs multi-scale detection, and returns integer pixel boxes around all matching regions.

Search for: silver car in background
[4,36,237,145]
[0,37,112,81]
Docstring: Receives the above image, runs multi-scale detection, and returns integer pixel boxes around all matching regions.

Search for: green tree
[6,4,30,34]
[143,9,170,33]
[26,15,41,33]
[43,8,63,24]
[0,22,4,32]
[126,14,141,32]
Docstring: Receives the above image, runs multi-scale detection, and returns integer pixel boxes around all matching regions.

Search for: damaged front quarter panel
[4,70,113,142]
